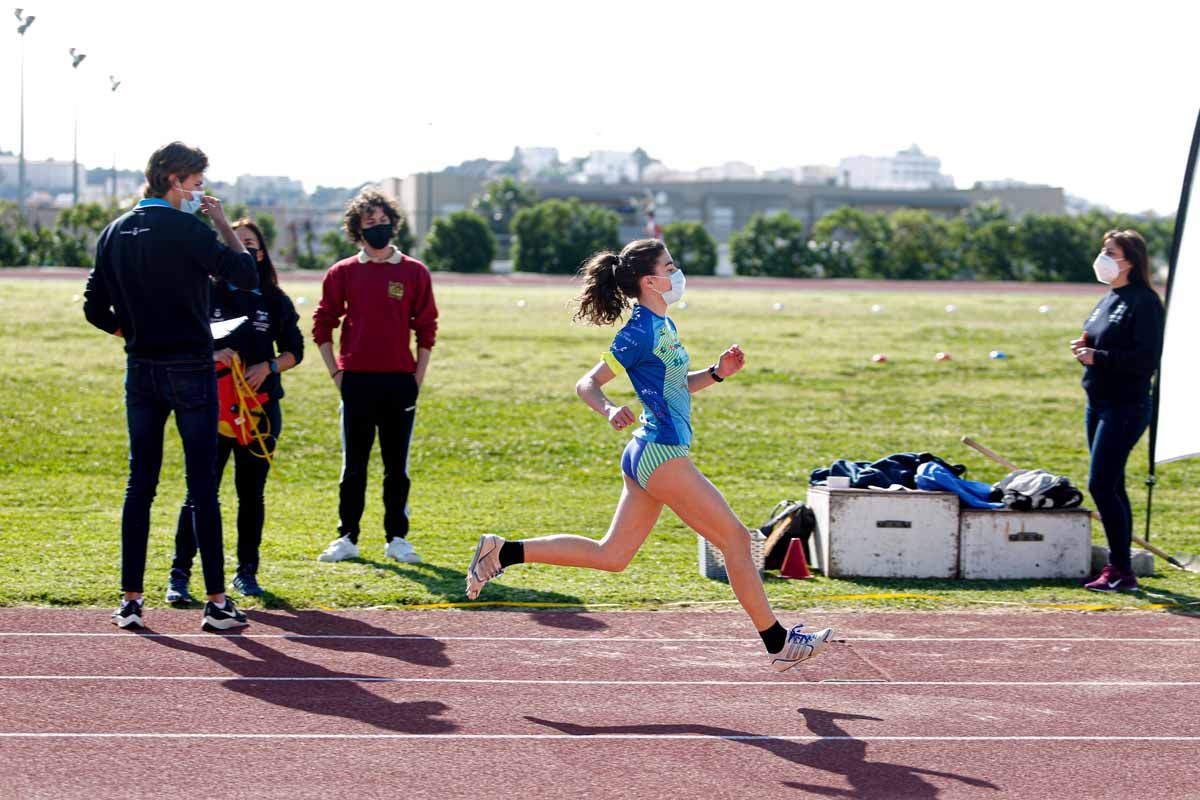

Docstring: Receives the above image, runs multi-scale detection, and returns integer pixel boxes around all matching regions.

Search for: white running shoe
[384,538,422,564]
[769,625,833,672]
[317,535,360,563]
[466,534,506,600]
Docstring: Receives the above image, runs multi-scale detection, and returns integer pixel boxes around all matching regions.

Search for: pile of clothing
[810,452,1083,510]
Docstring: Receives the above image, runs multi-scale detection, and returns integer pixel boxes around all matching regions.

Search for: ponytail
[572,238,666,326]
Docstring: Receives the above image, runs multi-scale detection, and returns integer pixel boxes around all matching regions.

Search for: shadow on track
[245,608,453,667]
[525,708,999,799]
[145,633,457,734]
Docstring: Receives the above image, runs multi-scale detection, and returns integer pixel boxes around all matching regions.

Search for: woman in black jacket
[1070,229,1164,592]
[169,219,304,601]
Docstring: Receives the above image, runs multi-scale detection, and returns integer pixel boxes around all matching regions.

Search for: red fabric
[312,253,439,373]
[215,367,269,446]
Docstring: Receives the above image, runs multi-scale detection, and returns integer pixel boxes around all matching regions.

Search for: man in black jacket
[84,141,258,631]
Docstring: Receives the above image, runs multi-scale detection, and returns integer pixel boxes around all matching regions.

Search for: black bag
[758,500,815,570]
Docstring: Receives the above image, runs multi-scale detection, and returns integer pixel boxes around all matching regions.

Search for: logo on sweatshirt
[120,227,152,237]
[388,281,405,301]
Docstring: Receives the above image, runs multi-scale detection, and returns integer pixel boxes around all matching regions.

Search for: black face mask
[362,223,393,250]
[245,247,259,262]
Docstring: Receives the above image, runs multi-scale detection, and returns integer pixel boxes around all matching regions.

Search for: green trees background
[1,192,1176,283]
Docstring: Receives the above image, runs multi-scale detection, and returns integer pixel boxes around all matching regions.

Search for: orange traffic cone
[779,538,813,580]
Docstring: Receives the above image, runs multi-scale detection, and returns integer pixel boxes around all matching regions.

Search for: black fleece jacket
[1081,282,1164,407]
[83,201,257,359]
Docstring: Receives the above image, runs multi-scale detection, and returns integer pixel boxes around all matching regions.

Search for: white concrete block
[808,487,959,578]
[960,509,1091,580]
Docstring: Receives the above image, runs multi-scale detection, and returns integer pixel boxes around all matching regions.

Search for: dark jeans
[338,371,419,543]
[1086,398,1152,573]
[122,357,224,595]
[175,400,281,579]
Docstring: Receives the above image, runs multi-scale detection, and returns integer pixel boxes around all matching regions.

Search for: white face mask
[176,184,203,215]
[652,269,686,305]
[1092,253,1122,284]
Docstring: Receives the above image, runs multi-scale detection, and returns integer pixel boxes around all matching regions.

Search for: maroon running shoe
[1084,564,1139,592]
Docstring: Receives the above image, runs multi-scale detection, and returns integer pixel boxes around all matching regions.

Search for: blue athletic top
[603,304,692,446]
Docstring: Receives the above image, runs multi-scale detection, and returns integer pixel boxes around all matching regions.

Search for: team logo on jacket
[388,281,405,301]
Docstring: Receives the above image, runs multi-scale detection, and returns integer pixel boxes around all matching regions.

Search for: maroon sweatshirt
[312,249,438,373]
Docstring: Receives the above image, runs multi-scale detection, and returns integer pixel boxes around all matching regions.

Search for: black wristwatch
[269,359,279,375]
[708,364,724,382]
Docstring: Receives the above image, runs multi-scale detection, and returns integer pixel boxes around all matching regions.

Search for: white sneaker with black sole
[317,535,360,563]
[111,598,144,629]
[384,538,422,564]
[466,534,506,600]
[203,598,249,630]
[769,624,833,672]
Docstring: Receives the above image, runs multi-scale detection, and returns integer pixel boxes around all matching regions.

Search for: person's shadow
[146,633,456,734]
[359,560,598,610]
[526,708,999,799]
[246,608,452,668]
[524,610,609,632]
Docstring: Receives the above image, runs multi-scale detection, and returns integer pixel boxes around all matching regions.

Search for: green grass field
[1,276,1197,614]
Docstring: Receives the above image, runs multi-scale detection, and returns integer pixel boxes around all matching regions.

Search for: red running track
[0,608,1197,799]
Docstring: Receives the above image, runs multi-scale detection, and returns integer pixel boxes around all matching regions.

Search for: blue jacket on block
[914,461,1004,509]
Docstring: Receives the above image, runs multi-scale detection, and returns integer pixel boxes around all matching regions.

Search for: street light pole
[70,48,87,208]
[15,9,36,226]
[108,75,121,205]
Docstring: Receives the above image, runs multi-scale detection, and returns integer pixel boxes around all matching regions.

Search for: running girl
[465,239,831,671]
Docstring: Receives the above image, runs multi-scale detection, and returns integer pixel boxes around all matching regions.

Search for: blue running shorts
[621,437,690,490]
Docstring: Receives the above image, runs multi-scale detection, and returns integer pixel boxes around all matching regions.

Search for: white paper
[209,315,248,341]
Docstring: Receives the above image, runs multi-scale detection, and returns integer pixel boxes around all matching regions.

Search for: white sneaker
[384,538,422,564]
[769,625,833,672]
[317,535,360,563]
[466,534,506,600]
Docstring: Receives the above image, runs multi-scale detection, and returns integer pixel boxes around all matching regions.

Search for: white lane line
[0,733,1198,741]
[1,676,1198,687]
[1,633,1199,643]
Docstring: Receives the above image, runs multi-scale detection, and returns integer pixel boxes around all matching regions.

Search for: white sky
[3,0,1197,214]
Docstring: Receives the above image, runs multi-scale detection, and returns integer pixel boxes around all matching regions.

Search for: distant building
[233,174,306,205]
[763,164,839,185]
[571,150,639,184]
[839,145,954,191]
[516,147,559,178]
[695,161,757,181]
[0,155,86,199]
[389,171,1066,249]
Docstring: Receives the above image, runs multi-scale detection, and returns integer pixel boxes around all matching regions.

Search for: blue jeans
[1086,398,1151,574]
[122,357,225,595]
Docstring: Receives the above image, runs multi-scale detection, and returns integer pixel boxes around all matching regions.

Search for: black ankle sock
[345,533,359,545]
[759,622,787,654]
[498,541,524,568]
